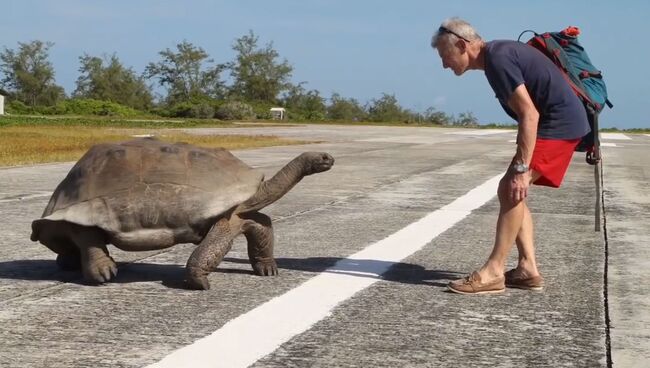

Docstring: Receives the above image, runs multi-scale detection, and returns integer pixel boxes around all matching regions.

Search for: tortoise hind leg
[185,217,234,290]
[33,220,82,270]
[242,212,277,276]
[56,251,82,271]
[46,237,81,271]
[68,224,117,284]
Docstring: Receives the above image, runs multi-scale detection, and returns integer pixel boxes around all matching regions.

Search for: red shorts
[530,138,581,188]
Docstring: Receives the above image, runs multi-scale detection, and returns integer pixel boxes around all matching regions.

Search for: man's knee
[497,176,525,207]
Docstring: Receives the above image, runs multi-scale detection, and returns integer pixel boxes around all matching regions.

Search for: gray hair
[431,17,482,50]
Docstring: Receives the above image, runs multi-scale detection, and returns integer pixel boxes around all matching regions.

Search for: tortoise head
[299,152,335,175]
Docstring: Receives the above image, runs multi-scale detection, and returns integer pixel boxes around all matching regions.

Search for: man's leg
[513,202,540,278]
[448,171,543,294]
[446,175,520,294]
[477,171,541,281]
[476,175,525,281]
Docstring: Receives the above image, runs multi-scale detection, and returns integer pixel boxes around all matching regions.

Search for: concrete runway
[0,124,647,367]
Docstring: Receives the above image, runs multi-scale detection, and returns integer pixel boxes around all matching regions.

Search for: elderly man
[431,18,590,295]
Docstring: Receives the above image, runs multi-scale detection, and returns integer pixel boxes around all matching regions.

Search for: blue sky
[2,0,647,128]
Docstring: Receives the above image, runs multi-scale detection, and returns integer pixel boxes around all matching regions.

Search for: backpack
[518,26,612,165]
[519,27,612,232]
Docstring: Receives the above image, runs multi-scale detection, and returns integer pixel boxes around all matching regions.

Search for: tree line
[0,31,478,125]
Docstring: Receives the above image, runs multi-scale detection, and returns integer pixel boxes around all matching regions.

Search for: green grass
[0,116,311,166]
[0,114,236,128]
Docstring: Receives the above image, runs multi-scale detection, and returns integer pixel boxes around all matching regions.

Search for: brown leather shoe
[505,269,544,290]
[447,271,505,295]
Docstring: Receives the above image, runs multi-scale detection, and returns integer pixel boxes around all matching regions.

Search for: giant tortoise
[30,137,334,289]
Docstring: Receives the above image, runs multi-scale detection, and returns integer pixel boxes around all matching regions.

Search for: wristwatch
[512,162,529,174]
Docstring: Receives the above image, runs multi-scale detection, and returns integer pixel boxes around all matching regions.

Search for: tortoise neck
[237,155,305,213]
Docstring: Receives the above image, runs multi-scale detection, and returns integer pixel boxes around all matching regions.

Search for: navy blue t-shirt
[484,40,590,140]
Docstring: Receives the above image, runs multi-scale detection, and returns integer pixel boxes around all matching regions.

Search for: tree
[144,40,226,104]
[74,53,153,110]
[228,30,293,103]
[282,83,326,120]
[367,93,407,122]
[453,111,479,127]
[0,40,65,107]
[326,92,367,121]
[423,106,452,125]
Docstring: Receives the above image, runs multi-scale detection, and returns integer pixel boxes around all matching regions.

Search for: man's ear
[456,39,467,53]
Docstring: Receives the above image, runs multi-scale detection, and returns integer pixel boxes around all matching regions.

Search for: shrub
[166,102,194,118]
[2,98,143,117]
[367,93,408,122]
[166,101,217,119]
[327,93,367,121]
[248,101,274,120]
[189,103,215,119]
[51,99,142,117]
[5,100,33,114]
[215,101,255,120]
[289,109,325,121]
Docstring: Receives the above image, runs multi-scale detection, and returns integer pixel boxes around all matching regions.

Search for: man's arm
[507,84,539,167]
[505,84,539,203]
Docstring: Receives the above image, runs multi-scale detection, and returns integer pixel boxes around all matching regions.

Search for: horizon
[2,0,647,128]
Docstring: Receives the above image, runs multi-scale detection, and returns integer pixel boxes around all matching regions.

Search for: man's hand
[507,170,531,203]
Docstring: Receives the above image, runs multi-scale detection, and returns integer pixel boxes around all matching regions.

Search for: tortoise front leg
[185,218,233,290]
[242,212,277,276]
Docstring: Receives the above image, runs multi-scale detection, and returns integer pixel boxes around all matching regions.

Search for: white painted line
[445,129,512,136]
[645,134,650,137]
[601,142,618,147]
[600,133,631,140]
[146,173,503,368]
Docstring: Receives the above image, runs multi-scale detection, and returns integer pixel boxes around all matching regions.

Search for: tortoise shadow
[0,257,462,289]
[0,259,250,289]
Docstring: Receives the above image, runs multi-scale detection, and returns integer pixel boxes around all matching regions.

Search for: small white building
[269,107,286,120]
[0,94,4,115]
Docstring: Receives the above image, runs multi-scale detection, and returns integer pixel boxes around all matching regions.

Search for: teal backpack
[519,26,612,165]
[519,26,612,231]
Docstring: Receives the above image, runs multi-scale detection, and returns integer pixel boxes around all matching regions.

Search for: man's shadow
[228,257,461,288]
[0,257,461,289]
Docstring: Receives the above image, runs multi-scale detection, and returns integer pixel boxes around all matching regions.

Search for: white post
[0,95,4,115]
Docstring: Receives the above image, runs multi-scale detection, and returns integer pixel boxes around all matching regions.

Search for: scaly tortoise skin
[31,137,334,289]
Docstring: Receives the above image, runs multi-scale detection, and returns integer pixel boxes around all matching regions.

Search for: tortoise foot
[82,256,117,284]
[185,267,211,290]
[252,259,278,276]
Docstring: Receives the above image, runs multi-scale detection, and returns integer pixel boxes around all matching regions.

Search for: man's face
[437,41,467,76]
